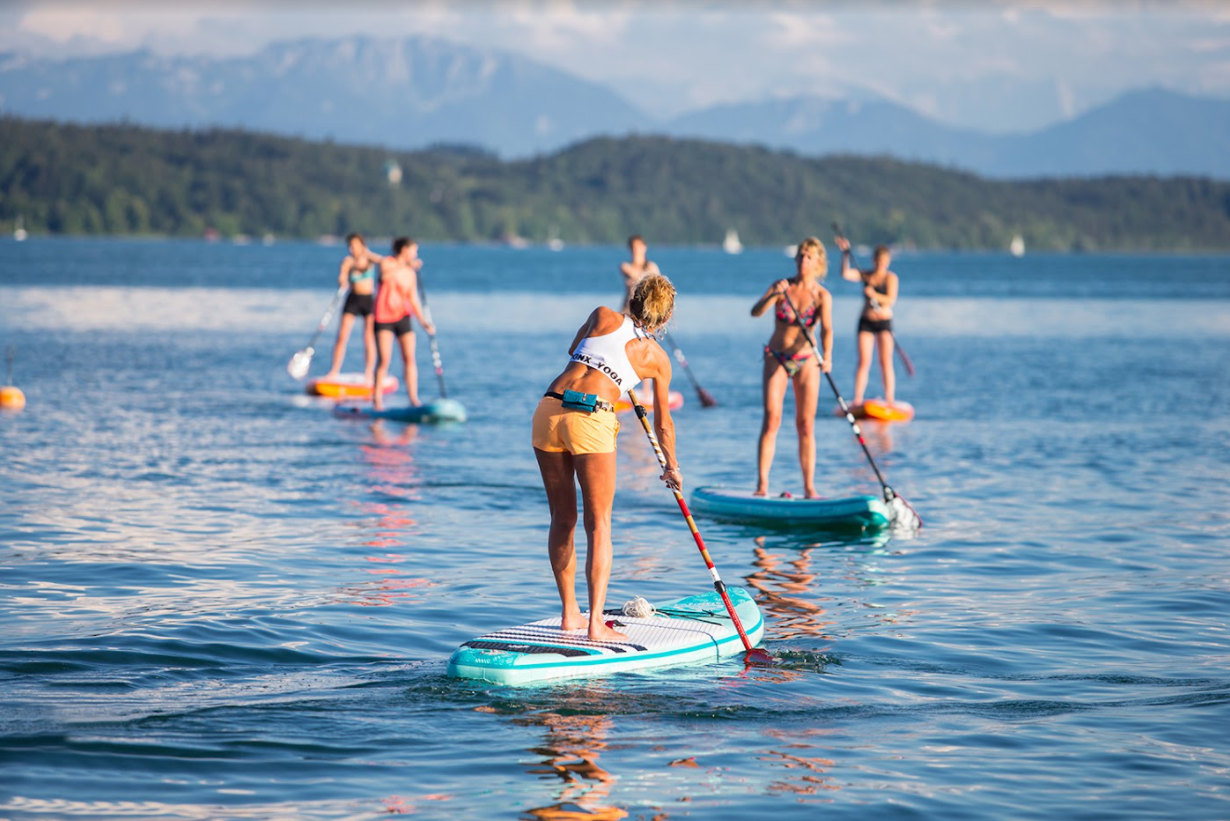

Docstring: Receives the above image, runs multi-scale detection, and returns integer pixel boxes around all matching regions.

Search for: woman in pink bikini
[750,237,833,499]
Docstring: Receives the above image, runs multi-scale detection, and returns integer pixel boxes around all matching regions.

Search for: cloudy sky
[1,1,1227,132]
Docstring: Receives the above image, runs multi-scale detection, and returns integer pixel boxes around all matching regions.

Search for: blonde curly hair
[795,237,828,279]
[628,273,676,332]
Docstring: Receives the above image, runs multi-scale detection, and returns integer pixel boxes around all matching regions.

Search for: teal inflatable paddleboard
[334,399,467,423]
[689,486,891,529]
[447,587,764,685]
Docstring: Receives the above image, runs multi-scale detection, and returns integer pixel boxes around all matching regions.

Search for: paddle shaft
[4,345,13,384]
[781,291,900,503]
[626,388,754,652]
[307,286,348,350]
[416,275,448,399]
[832,223,915,377]
[662,332,717,407]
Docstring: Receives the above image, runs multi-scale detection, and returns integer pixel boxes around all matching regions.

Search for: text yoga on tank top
[570,316,647,394]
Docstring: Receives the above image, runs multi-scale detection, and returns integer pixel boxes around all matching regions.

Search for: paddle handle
[627,388,754,652]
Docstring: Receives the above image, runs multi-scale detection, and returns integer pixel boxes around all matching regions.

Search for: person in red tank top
[373,238,434,410]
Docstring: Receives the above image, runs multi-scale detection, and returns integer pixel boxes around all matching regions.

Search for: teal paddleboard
[447,587,764,686]
[690,486,891,529]
[334,398,467,423]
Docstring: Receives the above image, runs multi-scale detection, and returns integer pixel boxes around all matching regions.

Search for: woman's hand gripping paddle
[781,292,923,532]
[661,332,718,407]
[627,387,774,664]
[832,222,915,377]
[287,286,348,380]
[416,275,448,399]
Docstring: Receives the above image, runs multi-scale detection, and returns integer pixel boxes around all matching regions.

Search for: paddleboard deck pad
[447,586,764,685]
[614,390,685,414]
[690,486,891,529]
[333,398,467,423]
[837,399,914,422]
[307,373,398,399]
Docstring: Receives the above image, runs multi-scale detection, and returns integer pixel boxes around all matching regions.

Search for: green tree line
[2,117,1228,251]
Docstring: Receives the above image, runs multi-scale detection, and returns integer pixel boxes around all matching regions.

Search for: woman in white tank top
[531,275,680,643]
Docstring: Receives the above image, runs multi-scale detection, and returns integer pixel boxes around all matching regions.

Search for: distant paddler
[620,234,662,312]
[836,236,899,406]
[750,238,834,498]
[532,274,680,642]
[324,232,384,382]
[372,237,433,411]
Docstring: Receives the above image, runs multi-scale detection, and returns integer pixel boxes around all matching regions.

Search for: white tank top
[570,315,645,394]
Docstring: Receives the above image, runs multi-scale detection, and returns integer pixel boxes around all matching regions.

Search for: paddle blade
[888,494,923,534]
[698,388,718,408]
[743,647,776,666]
[287,347,313,380]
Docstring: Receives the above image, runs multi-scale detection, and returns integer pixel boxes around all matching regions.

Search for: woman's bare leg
[574,451,626,642]
[327,312,356,377]
[373,329,394,411]
[878,331,896,403]
[853,330,875,404]
[361,314,377,382]
[793,362,821,498]
[397,331,420,405]
[535,447,584,631]
[756,357,790,496]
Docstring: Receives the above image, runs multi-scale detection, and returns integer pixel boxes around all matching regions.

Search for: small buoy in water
[622,596,654,618]
[0,385,25,411]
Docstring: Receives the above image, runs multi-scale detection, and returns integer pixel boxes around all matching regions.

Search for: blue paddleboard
[447,587,764,686]
[334,398,467,424]
[689,486,891,529]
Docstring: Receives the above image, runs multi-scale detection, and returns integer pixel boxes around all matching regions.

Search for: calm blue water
[2,238,1228,820]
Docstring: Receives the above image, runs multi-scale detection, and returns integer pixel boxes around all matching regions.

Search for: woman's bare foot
[561,610,587,632]
[753,485,768,497]
[804,488,822,499]
[588,620,629,642]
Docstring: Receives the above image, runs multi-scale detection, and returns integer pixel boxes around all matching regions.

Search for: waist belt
[544,391,615,413]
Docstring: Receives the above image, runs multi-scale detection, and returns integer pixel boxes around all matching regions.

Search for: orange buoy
[0,385,25,411]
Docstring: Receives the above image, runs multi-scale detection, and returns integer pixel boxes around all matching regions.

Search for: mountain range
[1,34,1228,179]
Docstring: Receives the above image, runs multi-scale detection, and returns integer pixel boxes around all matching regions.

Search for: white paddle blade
[287,347,314,380]
[889,495,922,536]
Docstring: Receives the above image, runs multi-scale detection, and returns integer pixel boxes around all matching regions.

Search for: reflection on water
[759,728,841,800]
[331,422,434,608]
[499,688,629,821]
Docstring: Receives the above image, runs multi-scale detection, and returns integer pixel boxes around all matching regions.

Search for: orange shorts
[531,397,620,455]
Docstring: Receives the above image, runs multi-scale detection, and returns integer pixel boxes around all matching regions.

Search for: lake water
[2,238,1228,820]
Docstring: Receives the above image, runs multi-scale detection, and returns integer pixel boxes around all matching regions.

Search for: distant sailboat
[14,216,27,242]
[546,225,564,252]
[723,229,743,254]
[1009,235,1025,257]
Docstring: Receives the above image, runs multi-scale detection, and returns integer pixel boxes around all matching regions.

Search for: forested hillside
[2,117,1228,250]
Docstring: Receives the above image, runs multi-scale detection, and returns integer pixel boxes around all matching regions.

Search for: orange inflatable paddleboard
[614,390,685,414]
[836,399,914,422]
[306,373,399,399]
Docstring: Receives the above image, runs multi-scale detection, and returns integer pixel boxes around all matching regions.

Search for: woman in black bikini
[837,238,898,406]
[325,233,384,381]
[750,237,833,499]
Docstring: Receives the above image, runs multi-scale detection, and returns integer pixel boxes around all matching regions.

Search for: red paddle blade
[743,647,776,666]
[698,389,718,408]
